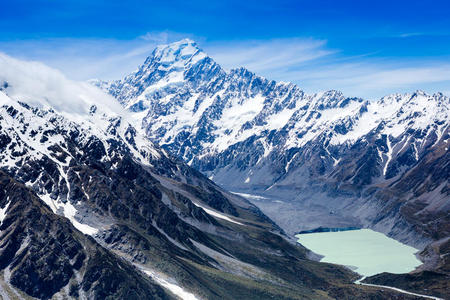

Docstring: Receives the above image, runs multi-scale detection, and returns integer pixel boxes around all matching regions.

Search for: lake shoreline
[295,226,361,235]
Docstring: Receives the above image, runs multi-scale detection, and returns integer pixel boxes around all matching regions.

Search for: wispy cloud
[0,32,449,99]
[397,32,424,38]
[0,38,153,80]
[0,31,191,81]
[279,61,450,98]
[203,39,450,99]
[139,31,171,43]
[204,38,335,73]
[0,52,124,116]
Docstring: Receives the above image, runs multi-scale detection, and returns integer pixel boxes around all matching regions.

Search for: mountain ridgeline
[0,52,424,299]
[92,39,450,298]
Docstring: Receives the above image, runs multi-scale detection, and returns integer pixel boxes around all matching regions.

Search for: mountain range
[92,39,450,298]
[0,37,447,299]
[0,51,426,300]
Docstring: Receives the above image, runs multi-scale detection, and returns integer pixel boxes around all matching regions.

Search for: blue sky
[1,0,449,98]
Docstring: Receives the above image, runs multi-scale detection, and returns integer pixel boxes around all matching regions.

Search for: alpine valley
[2,48,429,300]
[92,39,450,299]
[0,36,447,299]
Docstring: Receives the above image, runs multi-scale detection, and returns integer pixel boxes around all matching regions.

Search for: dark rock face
[0,172,170,300]
[363,271,450,300]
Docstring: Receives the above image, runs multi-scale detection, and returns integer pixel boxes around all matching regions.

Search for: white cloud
[1,33,449,99]
[139,31,171,43]
[0,31,196,81]
[203,39,450,98]
[0,52,124,117]
[138,30,195,44]
[397,32,424,38]
[270,60,450,99]
[204,38,335,73]
[0,39,153,81]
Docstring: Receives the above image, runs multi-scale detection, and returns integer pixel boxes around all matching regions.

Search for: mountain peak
[149,38,207,67]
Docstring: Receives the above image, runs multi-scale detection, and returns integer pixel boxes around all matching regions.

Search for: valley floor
[233,191,450,300]
[231,191,360,236]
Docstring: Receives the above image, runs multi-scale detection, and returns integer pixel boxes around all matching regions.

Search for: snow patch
[152,221,189,251]
[39,194,98,236]
[192,202,244,225]
[141,268,199,300]
[383,135,392,176]
[231,192,268,201]
[0,198,10,225]
[59,201,98,236]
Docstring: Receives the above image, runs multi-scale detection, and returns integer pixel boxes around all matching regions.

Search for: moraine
[296,228,422,277]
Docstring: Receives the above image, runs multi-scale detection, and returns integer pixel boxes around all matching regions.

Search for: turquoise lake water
[296,229,422,277]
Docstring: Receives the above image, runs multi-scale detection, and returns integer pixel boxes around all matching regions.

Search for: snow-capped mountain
[93,39,450,296]
[1,53,405,299]
[92,40,448,188]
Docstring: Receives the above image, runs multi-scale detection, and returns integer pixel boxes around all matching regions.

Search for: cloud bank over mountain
[1,33,450,99]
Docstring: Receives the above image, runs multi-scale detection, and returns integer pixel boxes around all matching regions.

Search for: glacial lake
[296,229,422,277]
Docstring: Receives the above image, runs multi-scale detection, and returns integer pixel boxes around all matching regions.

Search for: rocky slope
[0,171,170,300]
[93,39,450,298]
[0,52,420,299]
